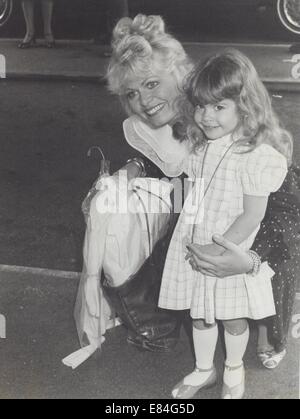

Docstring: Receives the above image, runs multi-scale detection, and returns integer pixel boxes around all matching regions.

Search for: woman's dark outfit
[253,165,300,352]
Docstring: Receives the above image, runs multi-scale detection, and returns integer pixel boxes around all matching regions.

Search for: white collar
[123,116,190,177]
[207,133,234,146]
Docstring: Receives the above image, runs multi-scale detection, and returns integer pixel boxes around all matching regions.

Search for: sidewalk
[0,268,299,399]
[0,39,299,89]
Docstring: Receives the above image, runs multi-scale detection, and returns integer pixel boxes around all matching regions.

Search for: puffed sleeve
[240,144,288,196]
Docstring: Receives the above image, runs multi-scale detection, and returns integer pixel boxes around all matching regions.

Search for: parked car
[0,0,299,40]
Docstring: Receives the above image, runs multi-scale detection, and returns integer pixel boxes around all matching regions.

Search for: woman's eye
[127,91,137,100]
[215,105,225,111]
[147,81,159,89]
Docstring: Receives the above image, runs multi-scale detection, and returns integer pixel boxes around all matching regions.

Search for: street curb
[4,72,106,84]
[264,80,300,92]
[4,72,299,92]
[1,39,299,90]
[0,264,80,280]
[0,264,299,295]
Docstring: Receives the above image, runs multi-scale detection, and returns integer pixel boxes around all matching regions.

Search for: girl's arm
[195,194,269,256]
[222,194,268,245]
[187,166,300,276]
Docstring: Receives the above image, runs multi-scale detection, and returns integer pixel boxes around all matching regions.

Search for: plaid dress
[158,134,288,323]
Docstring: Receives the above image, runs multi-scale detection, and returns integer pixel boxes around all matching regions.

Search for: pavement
[0,38,299,399]
[0,267,299,400]
[0,38,299,90]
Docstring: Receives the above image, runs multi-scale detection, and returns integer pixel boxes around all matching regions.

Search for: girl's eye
[215,104,225,111]
[147,81,159,89]
[127,91,138,100]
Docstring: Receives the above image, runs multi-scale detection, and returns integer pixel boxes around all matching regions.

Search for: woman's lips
[203,125,220,129]
[145,103,165,116]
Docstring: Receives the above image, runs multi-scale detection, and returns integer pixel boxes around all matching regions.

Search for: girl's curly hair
[174,49,293,165]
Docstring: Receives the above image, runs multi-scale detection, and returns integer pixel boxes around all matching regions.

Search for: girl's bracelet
[126,157,146,177]
[246,250,261,276]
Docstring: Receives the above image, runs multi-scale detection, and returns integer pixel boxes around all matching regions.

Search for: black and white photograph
[0,0,299,401]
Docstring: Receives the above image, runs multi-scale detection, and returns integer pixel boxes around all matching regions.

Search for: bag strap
[191,141,236,241]
[132,186,173,266]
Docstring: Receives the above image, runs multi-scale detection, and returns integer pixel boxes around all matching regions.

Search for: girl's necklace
[191,140,236,241]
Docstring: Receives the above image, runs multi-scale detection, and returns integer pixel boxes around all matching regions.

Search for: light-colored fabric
[159,135,288,323]
[101,176,173,286]
[239,144,289,196]
[63,174,174,368]
[123,115,190,178]
[70,194,113,368]
[224,326,250,369]
[194,325,218,370]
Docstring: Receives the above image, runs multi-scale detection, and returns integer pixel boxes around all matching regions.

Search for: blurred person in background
[94,0,129,45]
[19,0,55,49]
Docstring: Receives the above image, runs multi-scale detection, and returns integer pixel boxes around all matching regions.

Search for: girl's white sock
[224,326,249,387]
[182,324,218,386]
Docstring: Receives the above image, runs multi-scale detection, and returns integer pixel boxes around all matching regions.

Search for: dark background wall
[0,0,298,42]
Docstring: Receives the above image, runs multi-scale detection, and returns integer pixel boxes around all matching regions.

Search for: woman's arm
[121,154,167,179]
[190,194,268,257]
[115,160,144,180]
[187,166,300,277]
[222,194,268,245]
[187,235,253,277]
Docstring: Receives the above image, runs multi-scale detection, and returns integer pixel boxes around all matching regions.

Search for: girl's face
[193,99,240,140]
[123,69,180,129]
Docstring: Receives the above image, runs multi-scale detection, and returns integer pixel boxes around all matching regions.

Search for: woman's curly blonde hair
[106,14,193,115]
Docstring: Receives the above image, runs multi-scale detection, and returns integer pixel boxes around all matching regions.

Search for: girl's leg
[222,319,249,399]
[21,0,35,43]
[41,0,54,43]
[172,319,218,399]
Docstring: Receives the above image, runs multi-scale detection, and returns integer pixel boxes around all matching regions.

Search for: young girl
[158,49,293,399]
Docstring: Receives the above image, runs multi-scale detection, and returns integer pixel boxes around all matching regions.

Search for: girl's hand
[186,235,253,277]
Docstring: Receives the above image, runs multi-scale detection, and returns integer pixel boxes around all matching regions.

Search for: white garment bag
[63,175,173,369]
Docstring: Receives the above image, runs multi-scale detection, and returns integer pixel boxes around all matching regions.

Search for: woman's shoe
[44,34,55,49]
[257,349,287,369]
[18,36,36,49]
[221,363,245,399]
[172,366,217,399]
